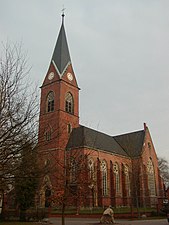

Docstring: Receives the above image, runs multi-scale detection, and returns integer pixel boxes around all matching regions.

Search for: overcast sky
[1,0,169,162]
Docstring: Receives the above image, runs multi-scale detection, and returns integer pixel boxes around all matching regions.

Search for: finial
[61,5,66,23]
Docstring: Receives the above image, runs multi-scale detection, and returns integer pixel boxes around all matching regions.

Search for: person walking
[102,205,115,224]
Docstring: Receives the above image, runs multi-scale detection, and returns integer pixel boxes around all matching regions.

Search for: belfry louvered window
[46,91,54,112]
[65,92,74,114]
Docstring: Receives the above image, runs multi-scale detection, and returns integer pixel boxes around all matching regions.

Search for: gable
[113,130,145,158]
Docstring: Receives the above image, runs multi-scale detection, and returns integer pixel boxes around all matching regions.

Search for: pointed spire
[51,13,71,76]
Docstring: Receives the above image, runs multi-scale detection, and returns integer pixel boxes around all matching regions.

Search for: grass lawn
[51,207,157,214]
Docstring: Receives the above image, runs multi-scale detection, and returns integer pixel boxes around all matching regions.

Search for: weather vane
[62,5,66,16]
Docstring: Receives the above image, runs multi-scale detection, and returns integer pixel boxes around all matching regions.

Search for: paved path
[49,217,168,225]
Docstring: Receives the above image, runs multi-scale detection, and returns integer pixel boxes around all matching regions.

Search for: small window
[67,123,72,134]
[65,92,74,114]
[44,131,51,141]
[47,91,54,112]
[148,142,151,149]
[44,159,50,168]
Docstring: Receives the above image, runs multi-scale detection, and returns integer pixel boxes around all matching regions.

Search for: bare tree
[0,42,39,213]
[39,148,92,225]
[37,128,96,225]
[158,157,169,189]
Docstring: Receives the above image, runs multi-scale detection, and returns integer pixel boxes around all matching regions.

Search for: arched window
[44,125,52,141]
[65,92,74,114]
[39,175,52,207]
[101,160,108,196]
[147,159,156,196]
[70,158,77,183]
[88,158,95,180]
[46,91,54,112]
[113,163,120,194]
[44,130,51,141]
[124,165,131,196]
[44,159,50,168]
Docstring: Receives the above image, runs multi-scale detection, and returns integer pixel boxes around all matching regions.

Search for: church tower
[38,14,79,206]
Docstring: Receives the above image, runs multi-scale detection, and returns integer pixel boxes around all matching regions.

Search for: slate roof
[66,125,145,158]
[113,130,145,157]
[51,14,71,75]
[67,126,127,157]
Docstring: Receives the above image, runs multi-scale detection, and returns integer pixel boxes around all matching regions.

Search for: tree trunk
[61,202,66,225]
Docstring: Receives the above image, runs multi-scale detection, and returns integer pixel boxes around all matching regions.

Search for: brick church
[38,14,165,209]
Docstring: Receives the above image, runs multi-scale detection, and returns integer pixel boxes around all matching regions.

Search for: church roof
[66,126,145,158]
[67,126,128,157]
[113,130,145,158]
[51,14,71,75]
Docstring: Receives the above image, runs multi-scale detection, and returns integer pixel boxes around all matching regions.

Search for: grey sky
[1,0,169,162]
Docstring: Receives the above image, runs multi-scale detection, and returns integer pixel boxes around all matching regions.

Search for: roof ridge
[113,129,145,138]
[80,124,114,138]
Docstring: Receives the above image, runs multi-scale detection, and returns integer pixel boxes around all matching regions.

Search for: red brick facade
[37,16,165,209]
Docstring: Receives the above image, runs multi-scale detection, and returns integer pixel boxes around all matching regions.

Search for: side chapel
[38,14,165,209]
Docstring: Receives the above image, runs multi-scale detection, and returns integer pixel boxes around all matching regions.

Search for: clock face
[67,72,73,81]
[48,72,54,80]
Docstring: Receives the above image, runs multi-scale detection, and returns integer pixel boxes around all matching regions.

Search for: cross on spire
[62,5,66,23]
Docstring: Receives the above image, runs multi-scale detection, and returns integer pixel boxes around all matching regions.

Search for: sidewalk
[49,217,168,225]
